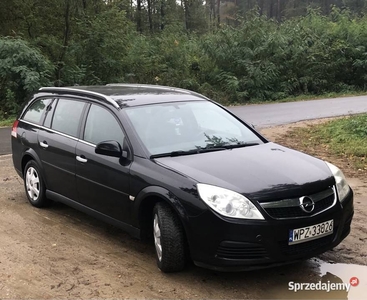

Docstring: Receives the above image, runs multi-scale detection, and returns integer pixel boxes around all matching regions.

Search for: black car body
[11,84,354,272]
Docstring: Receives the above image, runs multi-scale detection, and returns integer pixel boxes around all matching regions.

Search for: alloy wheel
[25,167,40,201]
[153,214,162,261]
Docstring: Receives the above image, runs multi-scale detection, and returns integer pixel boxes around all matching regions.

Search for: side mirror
[95,140,122,158]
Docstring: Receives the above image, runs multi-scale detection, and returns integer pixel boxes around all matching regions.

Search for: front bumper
[186,189,354,272]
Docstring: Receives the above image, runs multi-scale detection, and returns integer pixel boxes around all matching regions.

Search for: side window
[22,99,51,124]
[84,105,124,145]
[52,99,85,137]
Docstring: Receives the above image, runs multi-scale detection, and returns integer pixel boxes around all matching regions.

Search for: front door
[75,104,131,223]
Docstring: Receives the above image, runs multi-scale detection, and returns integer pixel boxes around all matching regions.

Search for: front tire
[153,202,186,273]
[24,161,49,208]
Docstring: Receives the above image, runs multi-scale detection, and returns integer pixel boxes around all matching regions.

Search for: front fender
[132,185,189,228]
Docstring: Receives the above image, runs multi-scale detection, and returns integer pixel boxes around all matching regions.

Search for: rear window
[22,99,51,125]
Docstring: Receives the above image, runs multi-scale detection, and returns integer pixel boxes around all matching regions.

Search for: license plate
[289,219,334,245]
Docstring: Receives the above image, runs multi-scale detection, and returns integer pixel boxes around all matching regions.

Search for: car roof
[39,84,208,108]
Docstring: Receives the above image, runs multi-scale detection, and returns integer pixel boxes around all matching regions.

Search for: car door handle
[76,155,88,163]
[39,141,49,148]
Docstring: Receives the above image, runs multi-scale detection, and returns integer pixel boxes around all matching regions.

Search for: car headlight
[197,184,264,220]
[325,162,350,202]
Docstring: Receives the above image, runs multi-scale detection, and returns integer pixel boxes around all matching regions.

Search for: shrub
[0,37,53,117]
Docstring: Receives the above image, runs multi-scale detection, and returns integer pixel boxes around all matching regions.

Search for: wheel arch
[21,149,48,187]
[133,186,189,241]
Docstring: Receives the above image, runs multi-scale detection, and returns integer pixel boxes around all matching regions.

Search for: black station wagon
[11,84,354,272]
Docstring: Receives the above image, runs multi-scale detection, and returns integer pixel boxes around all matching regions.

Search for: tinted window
[23,99,51,124]
[84,105,124,145]
[52,99,85,137]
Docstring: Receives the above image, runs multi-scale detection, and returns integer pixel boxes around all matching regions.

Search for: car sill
[46,190,140,239]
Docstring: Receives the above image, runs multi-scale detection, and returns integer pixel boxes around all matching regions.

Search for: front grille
[265,194,334,218]
[260,187,336,219]
[216,242,268,260]
[279,234,334,256]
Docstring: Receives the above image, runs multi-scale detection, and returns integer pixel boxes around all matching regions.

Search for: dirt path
[0,120,366,299]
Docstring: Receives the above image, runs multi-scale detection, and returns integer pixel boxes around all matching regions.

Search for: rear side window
[52,99,85,137]
[22,99,51,124]
[84,104,124,145]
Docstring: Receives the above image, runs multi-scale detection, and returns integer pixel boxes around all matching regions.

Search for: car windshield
[125,101,264,156]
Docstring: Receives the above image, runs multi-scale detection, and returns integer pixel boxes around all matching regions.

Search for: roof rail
[106,83,194,95]
[39,87,119,109]
[106,83,210,100]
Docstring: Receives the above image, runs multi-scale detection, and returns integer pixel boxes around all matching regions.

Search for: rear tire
[153,202,186,273]
[24,161,49,208]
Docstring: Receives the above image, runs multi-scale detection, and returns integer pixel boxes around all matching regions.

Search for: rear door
[38,98,87,200]
[75,104,131,223]
[12,98,51,173]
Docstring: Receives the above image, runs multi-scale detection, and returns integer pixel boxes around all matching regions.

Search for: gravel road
[229,95,367,127]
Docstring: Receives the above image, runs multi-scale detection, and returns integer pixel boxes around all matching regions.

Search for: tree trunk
[148,0,153,32]
[55,0,71,86]
[217,0,220,26]
[270,0,275,18]
[210,0,216,28]
[130,0,133,19]
[277,0,281,21]
[137,0,142,33]
[183,0,190,30]
[259,0,264,15]
[161,0,165,30]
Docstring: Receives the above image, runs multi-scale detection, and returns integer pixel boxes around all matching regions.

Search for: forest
[1,0,367,117]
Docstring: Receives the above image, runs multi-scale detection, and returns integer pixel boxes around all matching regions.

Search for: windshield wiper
[151,149,198,158]
[223,142,260,149]
[150,143,260,158]
[150,147,226,159]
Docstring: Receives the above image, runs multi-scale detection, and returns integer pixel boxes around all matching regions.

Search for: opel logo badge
[299,196,315,213]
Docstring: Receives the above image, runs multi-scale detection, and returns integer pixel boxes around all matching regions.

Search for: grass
[0,116,16,127]
[285,114,367,171]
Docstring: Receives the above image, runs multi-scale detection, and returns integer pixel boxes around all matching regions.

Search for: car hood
[154,142,335,202]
